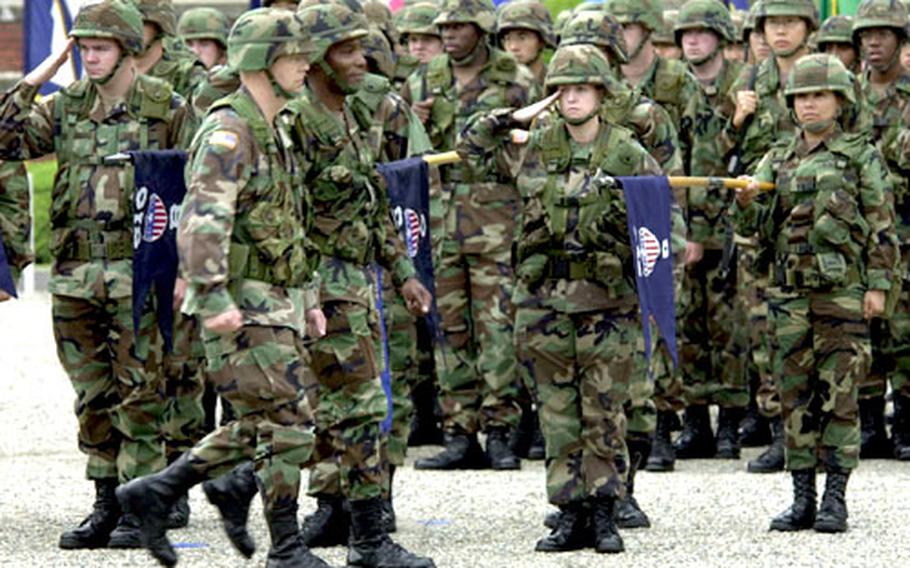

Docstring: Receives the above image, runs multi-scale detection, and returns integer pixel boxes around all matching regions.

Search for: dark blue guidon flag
[376,157,436,433]
[0,231,17,298]
[618,176,678,368]
[130,150,188,352]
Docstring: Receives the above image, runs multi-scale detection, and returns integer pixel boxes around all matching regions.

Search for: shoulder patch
[209,130,239,150]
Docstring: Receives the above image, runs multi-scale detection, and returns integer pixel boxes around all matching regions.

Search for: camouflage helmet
[296,3,369,65]
[674,0,736,46]
[132,0,178,36]
[554,9,574,40]
[545,43,613,91]
[399,2,441,37]
[784,52,855,104]
[755,0,819,34]
[227,7,313,72]
[177,8,229,48]
[730,9,745,42]
[742,1,760,41]
[814,15,854,48]
[433,0,497,34]
[298,0,364,14]
[363,26,396,77]
[559,10,629,64]
[603,0,664,33]
[853,0,909,42]
[653,10,678,45]
[363,0,399,47]
[496,1,556,48]
[70,0,145,56]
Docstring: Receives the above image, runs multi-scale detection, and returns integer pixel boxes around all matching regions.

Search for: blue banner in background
[23,0,82,95]
[0,231,17,298]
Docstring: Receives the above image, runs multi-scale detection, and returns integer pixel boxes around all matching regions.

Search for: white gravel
[2,292,909,568]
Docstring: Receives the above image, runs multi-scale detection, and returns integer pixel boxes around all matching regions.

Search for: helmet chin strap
[266,68,298,99]
[626,29,651,62]
[559,100,601,126]
[451,35,488,67]
[90,50,127,86]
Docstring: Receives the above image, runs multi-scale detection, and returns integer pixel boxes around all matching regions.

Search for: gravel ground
[2,293,909,568]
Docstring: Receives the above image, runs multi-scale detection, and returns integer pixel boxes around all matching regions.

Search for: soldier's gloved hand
[733,90,758,129]
[413,98,435,124]
[400,278,432,316]
[306,308,327,338]
[864,290,886,320]
[511,91,560,125]
[0,290,10,303]
[24,38,74,87]
[204,308,244,335]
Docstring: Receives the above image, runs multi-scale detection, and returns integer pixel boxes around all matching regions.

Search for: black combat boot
[893,395,910,461]
[165,494,190,530]
[645,410,677,472]
[115,453,206,566]
[486,427,521,470]
[615,438,651,529]
[674,405,716,459]
[747,416,785,473]
[265,501,330,568]
[59,478,121,549]
[860,397,892,459]
[769,469,816,531]
[512,404,546,461]
[381,465,397,533]
[202,462,258,558]
[299,494,349,548]
[543,509,561,530]
[739,403,772,447]
[535,501,591,552]
[407,380,444,447]
[527,415,546,460]
[107,513,143,549]
[814,469,850,533]
[414,432,489,470]
[715,407,745,459]
[347,497,436,567]
[592,498,624,554]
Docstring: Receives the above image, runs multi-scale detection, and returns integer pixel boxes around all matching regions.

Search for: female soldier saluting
[735,53,898,534]
[458,43,661,554]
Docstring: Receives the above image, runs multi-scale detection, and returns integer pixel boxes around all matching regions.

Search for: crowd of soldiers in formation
[1,0,910,565]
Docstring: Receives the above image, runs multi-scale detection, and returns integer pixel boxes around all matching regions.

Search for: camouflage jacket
[0,77,195,299]
[733,127,898,292]
[147,40,208,99]
[687,59,743,248]
[190,64,241,120]
[0,160,32,278]
[349,72,433,162]
[392,54,421,93]
[286,91,416,306]
[179,87,319,332]
[459,108,661,313]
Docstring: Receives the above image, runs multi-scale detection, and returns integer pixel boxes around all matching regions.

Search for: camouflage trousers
[769,287,866,472]
[158,312,207,461]
[680,249,748,408]
[624,322,659,438]
[737,243,779,418]
[864,283,910,400]
[189,325,315,510]
[516,306,633,505]
[52,294,164,483]
[306,300,387,502]
[435,239,521,434]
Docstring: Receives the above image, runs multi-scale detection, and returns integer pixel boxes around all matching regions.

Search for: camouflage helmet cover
[177,7,230,48]
[227,7,313,72]
[362,26,396,77]
[496,1,556,48]
[71,0,145,56]
[603,0,664,33]
[730,9,745,42]
[653,10,679,45]
[363,0,400,46]
[755,0,820,33]
[852,0,909,40]
[433,0,497,34]
[814,15,854,47]
[132,0,178,36]
[545,43,614,90]
[296,3,369,64]
[559,10,629,63]
[399,2,441,37]
[784,52,856,104]
[674,0,736,45]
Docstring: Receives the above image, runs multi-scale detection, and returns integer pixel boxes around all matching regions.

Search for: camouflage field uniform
[459,44,661,553]
[190,65,241,119]
[401,0,540,447]
[0,160,32,280]
[135,0,207,99]
[495,1,556,88]
[0,1,194,489]
[733,55,897,474]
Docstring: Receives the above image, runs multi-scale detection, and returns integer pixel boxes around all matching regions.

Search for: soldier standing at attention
[177,7,229,71]
[399,3,445,65]
[459,44,661,554]
[115,9,332,568]
[402,0,539,472]
[813,15,860,74]
[0,0,195,550]
[132,0,206,99]
[495,1,556,89]
[735,53,897,534]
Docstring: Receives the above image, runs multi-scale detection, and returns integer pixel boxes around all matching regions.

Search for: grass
[25,158,56,265]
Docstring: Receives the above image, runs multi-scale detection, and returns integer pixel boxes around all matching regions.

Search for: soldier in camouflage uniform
[0,160,32,294]
[724,9,746,63]
[673,0,749,461]
[812,15,859,73]
[0,0,195,550]
[402,0,540,472]
[116,10,334,567]
[399,2,445,65]
[496,1,556,88]
[132,0,207,99]
[288,6,436,567]
[459,44,663,554]
[653,10,682,60]
[724,0,819,474]
[743,1,772,64]
[735,53,898,534]
[177,7,229,71]
[853,0,910,461]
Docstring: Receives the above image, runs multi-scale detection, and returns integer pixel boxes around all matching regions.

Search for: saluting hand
[511,91,560,125]
[204,308,243,335]
[24,38,74,87]
[401,278,432,316]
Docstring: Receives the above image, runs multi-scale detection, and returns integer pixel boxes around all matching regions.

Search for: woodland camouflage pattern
[0,160,32,279]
